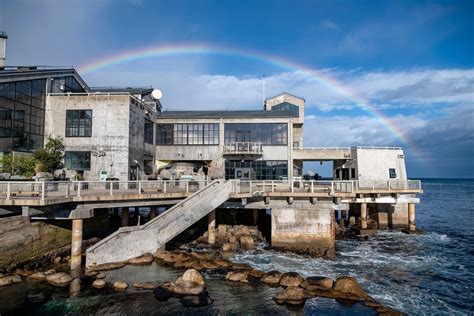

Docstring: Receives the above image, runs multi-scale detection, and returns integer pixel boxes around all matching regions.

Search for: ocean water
[0,178,473,315]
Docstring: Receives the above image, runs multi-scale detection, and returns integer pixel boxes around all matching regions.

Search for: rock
[54,257,61,264]
[301,276,334,290]
[190,252,212,261]
[261,271,283,285]
[279,272,304,287]
[133,282,159,289]
[92,279,106,289]
[225,271,249,283]
[333,276,367,300]
[153,249,169,260]
[96,272,106,279]
[217,224,228,235]
[240,235,255,250]
[248,269,265,279]
[222,242,238,252]
[228,235,237,244]
[85,270,99,277]
[28,272,46,281]
[91,262,125,271]
[154,283,173,301]
[128,252,154,265]
[232,263,251,270]
[174,260,190,269]
[215,259,232,268]
[27,292,45,304]
[180,292,214,307]
[46,272,73,287]
[190,262,204,271]
[200,260,220,270]
[273,286,306,305]
[0,275,22,287]
[181,269,205,286]
[113,281,128,290]
[15,269,33,277]
[44,269,56,275]
[349,216,356,226]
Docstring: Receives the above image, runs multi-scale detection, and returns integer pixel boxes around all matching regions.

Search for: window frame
[65,109,92,137]
[64,151,91,171]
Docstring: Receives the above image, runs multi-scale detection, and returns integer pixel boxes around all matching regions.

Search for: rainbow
[78,44,427,163]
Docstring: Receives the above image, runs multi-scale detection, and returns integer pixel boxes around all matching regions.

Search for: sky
[1,0,473,178]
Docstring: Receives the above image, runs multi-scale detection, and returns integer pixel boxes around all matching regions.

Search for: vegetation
[0,136,64,178]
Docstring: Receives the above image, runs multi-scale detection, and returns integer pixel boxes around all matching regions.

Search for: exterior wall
[265,93,305,125]
[376,203,409,229]
[271,204,335,258]
[45,94,131,181]
[354,148,407,180]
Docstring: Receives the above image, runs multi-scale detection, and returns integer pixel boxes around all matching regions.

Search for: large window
[157,123,219,145]
[144,119,154,144]
[65,151,91,171]
[271,102,299,116]
[66,110,92,137]
[225,160,288,180]
[224,123,287,145]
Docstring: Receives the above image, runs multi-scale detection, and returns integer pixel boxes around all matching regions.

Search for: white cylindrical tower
[0,31,7,68]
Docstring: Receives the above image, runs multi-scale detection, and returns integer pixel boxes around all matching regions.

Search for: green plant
[33,136,64,173]
[0,153,36,177]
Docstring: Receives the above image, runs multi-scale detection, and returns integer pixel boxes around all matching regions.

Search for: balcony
[223,142,263,156]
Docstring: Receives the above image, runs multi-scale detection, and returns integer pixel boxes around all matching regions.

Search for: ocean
[1,178,473,315]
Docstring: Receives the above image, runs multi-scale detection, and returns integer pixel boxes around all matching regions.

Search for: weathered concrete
[70,219,83,270]
[150,206,157,219]
[375,203,409,229]
[271,204,335,257]
[408,203,416,231]
[121,207,129,227]
[360,203,367,229]
[208,210,216,245]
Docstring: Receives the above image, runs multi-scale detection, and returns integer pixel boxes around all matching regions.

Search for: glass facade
[66,110,92,137]
[157,123,219,145]
[144,119,154,144]
[64,151,91,171]
[224,123,287,145]
[271,102,299,116]
[49,76,84,93]
[0,79,46,151]
[225,160,288,180]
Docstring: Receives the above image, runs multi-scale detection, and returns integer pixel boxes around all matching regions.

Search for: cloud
[319,20,339,30]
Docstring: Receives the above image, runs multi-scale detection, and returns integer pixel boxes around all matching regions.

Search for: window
[144,119,154,144]
[66,110,92,137]
[225,160,288,180]
[224,123,287,145]
[65,151,91,171]
[271,102,299,116]
[156,123,219,145]
[389,168,397,179]
[351,168,356,179]
[335,169,340,179]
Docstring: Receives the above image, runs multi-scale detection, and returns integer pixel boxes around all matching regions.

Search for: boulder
[96,272,106,279]
[349,216,356,226]
[46,272,73,287]
[333,276,367,300]
[54,257,61,264]
[279,272,304,287]
[273,286,306,305]
[113,281,128,290]
[153,249,169,260]
[133,282,159,289]
[154,283,173,301]
[215,259,232,268]
[222,242,238,252]
[232,263,251,270]
[248,269,265,279]
[225,271,249,283]
[301,276,334,290]
[217,224,228,235]
[92,279,106,289]
[228,235,237,244]
[28,272,47,281]
[128,252,154,265]
[174,260,190,269]
[15,269,33,277]
[261,271,283,285]
[91,262,125,271]
[181,269,205,286]
[240,235,255,250]
[0,275,22,287]
[200,260,220,270]
[44,269,56,275]
[180,293,214,307]
[172,269,206,295]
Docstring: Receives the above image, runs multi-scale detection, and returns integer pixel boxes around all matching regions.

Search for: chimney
[0,31,7,69]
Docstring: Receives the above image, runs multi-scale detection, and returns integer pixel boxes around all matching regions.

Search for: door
[341,168,350,180]
[235,168,253,180]
[236,131,251,142]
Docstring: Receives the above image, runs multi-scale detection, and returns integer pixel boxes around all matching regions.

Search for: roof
[266,92,305,102]
[158,110,297,119]
[90,86,154,95]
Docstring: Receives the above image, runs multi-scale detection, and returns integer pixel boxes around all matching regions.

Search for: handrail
[223,142,263,154]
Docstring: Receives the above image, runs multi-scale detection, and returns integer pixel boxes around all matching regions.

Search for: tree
[0,152,36,177]
[33,136,64,173]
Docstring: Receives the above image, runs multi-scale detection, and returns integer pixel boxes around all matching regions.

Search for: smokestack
[0,31,7,69]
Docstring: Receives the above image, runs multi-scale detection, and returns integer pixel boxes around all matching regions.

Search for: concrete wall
[376,203,409,229]
[265,93,305,125]
[271,204,335,258]
[354,148,407,180]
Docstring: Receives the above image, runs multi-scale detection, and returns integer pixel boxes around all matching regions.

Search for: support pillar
[341,209,347,221]
[70,219,83,271]
[408,203,416,231]
[133,207,139,225]
[208,210,216,245]
[150,206,157,219]
[252,209,259,226]
[121,207,129,227]
[361,203,368,229]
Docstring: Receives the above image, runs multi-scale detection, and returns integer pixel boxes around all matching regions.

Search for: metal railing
[0,179,421,201]
[223,142,263,155]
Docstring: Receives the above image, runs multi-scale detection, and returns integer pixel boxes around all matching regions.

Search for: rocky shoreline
[0,224,403,315]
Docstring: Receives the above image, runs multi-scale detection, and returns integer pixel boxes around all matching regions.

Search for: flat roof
[158,110,297,119]
[90,86,154,95]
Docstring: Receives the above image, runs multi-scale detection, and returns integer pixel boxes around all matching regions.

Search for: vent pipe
[0,31,7,69]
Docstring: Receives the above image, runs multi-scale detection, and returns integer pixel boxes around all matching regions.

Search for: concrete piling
[361,203,368,229]
[70,219,83,271]
[408,203,416,231]
[121,207,129,227]
[150,206,157,219]
[252,209,259,226]
[208,210,216,245]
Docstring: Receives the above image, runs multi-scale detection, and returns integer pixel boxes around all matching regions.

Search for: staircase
[86,180,232,267]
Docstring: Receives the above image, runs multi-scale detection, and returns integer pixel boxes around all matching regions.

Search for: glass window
[174,123,188,144]
[224,123,287,145]
[389,168,397,179]
[225,160,288,180]
[204,123,219,144]
[66,110,92,137]
[271,102,299,116]
[144,119,154,144]
[188,123,203,145]
[156,123,219,145]
[65,151,91,171]
[157,124,173,144]
[351,168,356,179]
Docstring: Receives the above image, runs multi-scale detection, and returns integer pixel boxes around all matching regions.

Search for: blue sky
[1,0,473,177]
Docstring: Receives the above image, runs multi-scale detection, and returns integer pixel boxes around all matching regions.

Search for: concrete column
[208,210,216,245]
[121,207,129,227]
[361,203,368,229]
[252,209,259,226]
[150,206,157,219]
[133,207,139,225]
[70,219,83,271]
[341,209,347,221]
[408,203,416,231]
